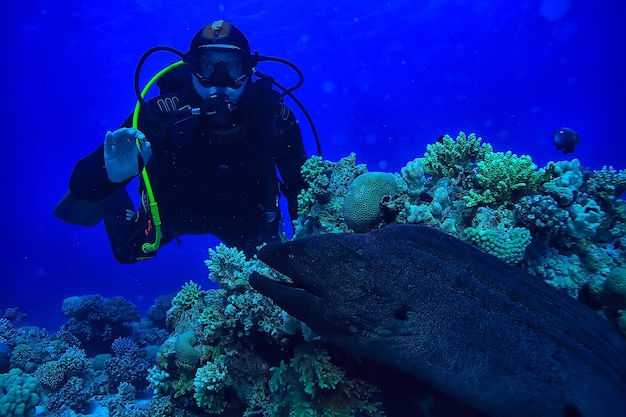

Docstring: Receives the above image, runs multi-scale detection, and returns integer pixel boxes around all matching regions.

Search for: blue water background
[3,0,624,330]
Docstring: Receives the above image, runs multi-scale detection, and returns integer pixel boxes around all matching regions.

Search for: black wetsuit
[69,69,307,262]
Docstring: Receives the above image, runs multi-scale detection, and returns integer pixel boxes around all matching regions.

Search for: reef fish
[552,127,580,154]
[249,225,626,417]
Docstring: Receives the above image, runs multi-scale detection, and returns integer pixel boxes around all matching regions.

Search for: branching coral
[464,151,543,207]
[149,240,386,416]
[294,153,368,238]
[585,165,626,208]
[515,194,571,240]
[0,319,14,345]
[422,132,492,179]
[172,281,206,309]
[34,347,90,391]
[104,338,149,391]
[193,355,231,413]
[268,347,382,417]
[60,294,141,356]
[206,244,251,291]
[201,244,284,341]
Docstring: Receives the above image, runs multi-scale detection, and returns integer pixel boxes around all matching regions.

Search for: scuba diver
[55,20,317,262]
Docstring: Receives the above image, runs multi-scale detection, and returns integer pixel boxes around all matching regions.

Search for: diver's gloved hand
[104,128,151,183]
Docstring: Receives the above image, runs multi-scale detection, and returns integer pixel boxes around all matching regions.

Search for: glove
[104,128,151,183]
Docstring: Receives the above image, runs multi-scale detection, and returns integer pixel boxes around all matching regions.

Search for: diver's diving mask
[186,44,249,88]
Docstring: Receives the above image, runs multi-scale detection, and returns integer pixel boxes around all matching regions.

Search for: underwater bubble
[539,0,571,22]
[330,130,347,147]
[321,81,335,94]
[378,160,388,169]
[365,133,377,144]
[552,20,578,43]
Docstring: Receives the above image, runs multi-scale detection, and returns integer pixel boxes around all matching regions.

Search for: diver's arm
[275,104,308,221]
[70,112,151,200]
[70,141,141,201]
[69,143,128,201]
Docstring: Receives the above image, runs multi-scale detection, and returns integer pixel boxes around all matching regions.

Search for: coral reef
[268,346,382,416]
[61,294,141,356]
[463,151,543,207]
[462,209,532,264]
[34,346,90,391]
[172,282,206,309]
[0,295,165,417]
[514,194,570,240]
[3,130,624,417]
[294,132,626,321]
[143,244,383,416]
[103,337,150,391]
[422,131,492,179]
[294,153,367,237]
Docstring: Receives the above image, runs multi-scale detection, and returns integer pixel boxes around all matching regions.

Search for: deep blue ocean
[3,0,624,331]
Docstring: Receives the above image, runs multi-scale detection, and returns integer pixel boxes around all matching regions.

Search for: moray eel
[249,225,626,417]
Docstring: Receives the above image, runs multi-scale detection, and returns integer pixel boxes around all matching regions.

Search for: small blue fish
[552,127,580,154]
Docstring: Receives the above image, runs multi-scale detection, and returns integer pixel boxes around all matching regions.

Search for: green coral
[34,361,66,391]
[301,155,326,184]
[586,165,626,207]
[268,347,382,416]
[523,244,587,297]
[462,207,532,264]
[464,151,543,207]
[400,158,426,197]
[147,365,171,396]
[0,369,41,417]
[206,243,251,291]
[541,159,583,206]
[422,132,492,179]
[172,281,205,309]
[159,285,383,416]
[343,172,398,233]
[463,226,532,264]
[175,331,199,371]
[193,356,230,414]
[297,156,333,216]
[201,245,284,340]
[401,203,435,225]
[294,153,368,238]
[603,267,626,300]
[566,200,605,239]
